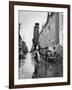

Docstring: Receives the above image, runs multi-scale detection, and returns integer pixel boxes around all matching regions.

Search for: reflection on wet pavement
[19,52,63,79]
[19,53,35,79]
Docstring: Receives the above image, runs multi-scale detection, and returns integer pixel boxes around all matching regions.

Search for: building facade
[39,12,63,50]
[33,23,39,45]
[37,12,63,78]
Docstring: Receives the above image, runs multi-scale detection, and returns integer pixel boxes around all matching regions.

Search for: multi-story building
[37,12,63,78]
[33,23,39,45]
[39,12,63,50]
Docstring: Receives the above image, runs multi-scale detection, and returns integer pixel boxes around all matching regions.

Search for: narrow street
[19,51,63,79]
[18,14,63,79]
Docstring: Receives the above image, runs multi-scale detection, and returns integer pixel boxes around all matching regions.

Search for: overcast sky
[19,10,47,51]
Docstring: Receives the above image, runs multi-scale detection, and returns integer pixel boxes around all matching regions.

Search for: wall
[0,0,72,90]
[59,13,63,46]
[39,12,62,48]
